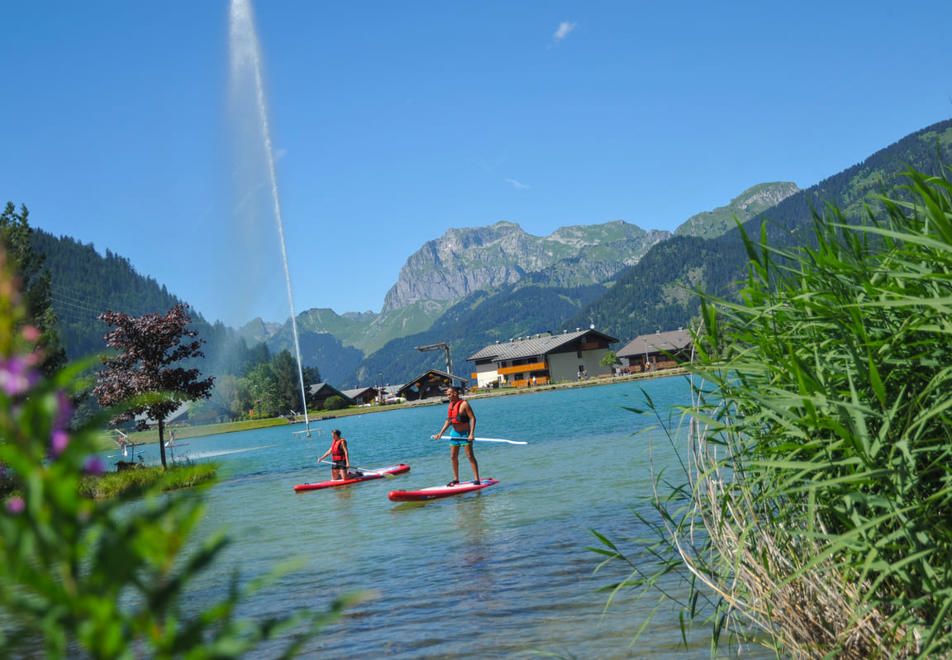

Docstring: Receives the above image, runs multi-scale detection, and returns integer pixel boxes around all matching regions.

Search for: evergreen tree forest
[9,213,317,423]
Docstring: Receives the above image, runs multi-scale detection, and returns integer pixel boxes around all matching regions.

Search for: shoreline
[112,368,686,446]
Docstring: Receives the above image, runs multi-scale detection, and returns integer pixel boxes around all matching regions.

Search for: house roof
[467,329,618,362]
[617,328,693,358]
[341,386,378,399]
[396,369,468,398]
[308,382,355,403]
[402,369,468,387]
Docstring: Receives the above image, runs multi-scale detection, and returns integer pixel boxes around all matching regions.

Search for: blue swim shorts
[447,428,471,446]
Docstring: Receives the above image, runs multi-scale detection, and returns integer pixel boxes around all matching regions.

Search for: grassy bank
[79,462,218,499]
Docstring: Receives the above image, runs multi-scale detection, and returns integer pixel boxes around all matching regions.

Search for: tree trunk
[158,418,167,469]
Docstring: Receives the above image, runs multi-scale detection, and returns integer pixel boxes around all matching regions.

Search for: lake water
[133,376,747,658]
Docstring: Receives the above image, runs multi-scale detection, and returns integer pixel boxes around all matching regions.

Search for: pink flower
[0,357,38,396]
[5,496,25,515]
[83,456,105,476]
[21,325,40,342]
[50,429,69,457]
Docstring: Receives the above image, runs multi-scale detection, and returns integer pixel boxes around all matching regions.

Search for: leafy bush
[0,249,355,658]
[597,167,952,658]
[324,395,348,411]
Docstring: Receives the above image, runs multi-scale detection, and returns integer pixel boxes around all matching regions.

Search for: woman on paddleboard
[432,386,480,486]
[318,430,351,480]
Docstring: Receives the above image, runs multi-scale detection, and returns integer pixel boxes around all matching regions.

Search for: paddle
[436,436,527,445]
[318,459,397,477]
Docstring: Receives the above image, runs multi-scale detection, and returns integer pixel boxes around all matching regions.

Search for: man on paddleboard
[318,429,351,480]
[432,386,480,486]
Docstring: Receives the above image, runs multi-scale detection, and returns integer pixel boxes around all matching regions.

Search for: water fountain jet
[229,0,311,434]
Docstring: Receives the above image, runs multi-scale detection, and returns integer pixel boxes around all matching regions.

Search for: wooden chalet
[397,369,468,402]
[308,382,356,409]
[341,386,382,406]
[616,328,693,373]
[467,328,618,388]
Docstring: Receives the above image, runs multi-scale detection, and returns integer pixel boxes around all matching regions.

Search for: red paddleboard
[387,478,499,502]
[294,464,410,492]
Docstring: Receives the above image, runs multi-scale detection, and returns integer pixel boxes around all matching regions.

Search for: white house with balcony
[467,328,618,388]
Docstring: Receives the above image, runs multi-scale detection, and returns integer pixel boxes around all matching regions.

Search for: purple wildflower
[54,390,73,430]
[50,429,69,457]
[0,357,39,396]
[5,496,25,515]
[83,456,106,476]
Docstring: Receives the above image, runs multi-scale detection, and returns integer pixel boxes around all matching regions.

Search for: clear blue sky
[3,1,950,327]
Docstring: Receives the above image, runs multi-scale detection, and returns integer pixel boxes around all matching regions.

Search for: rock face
[381,220,667,313]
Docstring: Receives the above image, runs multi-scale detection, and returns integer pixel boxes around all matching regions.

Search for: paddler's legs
[463,443,480,483]
[450,444,461,483]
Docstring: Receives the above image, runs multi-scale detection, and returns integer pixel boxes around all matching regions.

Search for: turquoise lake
[129,376,746,658]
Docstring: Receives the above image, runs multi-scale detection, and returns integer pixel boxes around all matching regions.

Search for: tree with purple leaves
[94,303,214,469]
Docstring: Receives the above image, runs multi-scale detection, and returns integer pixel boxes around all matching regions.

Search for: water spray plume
[229,0,310,433]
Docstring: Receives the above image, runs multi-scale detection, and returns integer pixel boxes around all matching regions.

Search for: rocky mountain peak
[381,219,657,313]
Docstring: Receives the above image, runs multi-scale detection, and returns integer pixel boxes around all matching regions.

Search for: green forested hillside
[31,230,268,382]
[264,323,364,385]
[566,118,952,342]
[33,231,186,359]
[673,181,799,239]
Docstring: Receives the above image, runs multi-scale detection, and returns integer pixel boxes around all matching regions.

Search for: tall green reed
[595,167,952,658]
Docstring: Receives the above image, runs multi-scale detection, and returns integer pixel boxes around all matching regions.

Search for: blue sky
[2,1,950,327]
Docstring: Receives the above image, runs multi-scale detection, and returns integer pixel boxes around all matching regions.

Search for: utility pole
[415,342,452,378]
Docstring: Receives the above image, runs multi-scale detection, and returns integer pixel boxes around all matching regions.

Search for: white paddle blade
[437,436,527,445]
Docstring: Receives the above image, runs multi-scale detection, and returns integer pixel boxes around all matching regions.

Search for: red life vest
[448,399,470,428]
[331,437,346,461]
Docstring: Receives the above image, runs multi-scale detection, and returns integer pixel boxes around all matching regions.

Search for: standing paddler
[431,386,480,486]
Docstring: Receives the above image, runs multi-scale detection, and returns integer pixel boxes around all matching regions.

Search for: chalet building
[616,328,693,373]
[341,386,382,406]
[467,328,618,388]
[308,382,356,409]
[397,369,468,402]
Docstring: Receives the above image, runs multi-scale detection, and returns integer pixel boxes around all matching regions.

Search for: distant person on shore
[318,429,351,480]
[432,386,480,486]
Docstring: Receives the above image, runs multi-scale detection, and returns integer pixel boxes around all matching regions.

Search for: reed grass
[597,167,952,658]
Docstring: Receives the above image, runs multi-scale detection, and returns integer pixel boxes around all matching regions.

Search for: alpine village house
[467,328,619,388]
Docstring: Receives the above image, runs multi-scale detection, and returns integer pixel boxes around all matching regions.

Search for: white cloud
[553,21,576,43]
[506,178,529,190]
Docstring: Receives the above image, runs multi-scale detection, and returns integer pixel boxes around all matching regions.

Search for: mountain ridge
[28,119,952,389]
[380,219,663,313]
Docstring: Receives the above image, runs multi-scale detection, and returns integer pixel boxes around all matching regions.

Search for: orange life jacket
[331,437,346,461]
[448,399,470,429]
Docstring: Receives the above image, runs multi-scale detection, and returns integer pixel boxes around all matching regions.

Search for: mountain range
[30,118,952,389]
